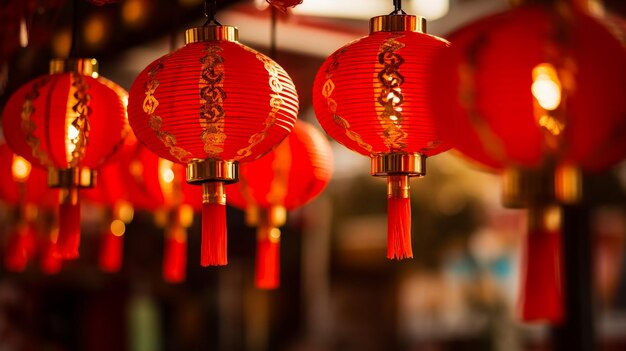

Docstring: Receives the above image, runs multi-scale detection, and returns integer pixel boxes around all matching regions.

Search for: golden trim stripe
[199,45,227,157]
[377,35,407,151]
[67,72,91,167]
[20,76,54,167]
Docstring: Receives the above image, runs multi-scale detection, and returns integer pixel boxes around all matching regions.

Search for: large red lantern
[431,2,626,324]
[128,25,299,266]
[312,9,450,260]
[227,120,333,289]
[2,58,129,259]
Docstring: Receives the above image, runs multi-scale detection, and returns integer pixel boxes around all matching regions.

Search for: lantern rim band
[370,153,426,177]
[187,159,239,184]
[49,58,99,76]
[370,15,426,33]
[48,167,96,188]
[185,25,239,44]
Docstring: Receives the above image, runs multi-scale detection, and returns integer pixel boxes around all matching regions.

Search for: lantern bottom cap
[187,159,239,184]
[370,153,426,177]
[48,167,95,188]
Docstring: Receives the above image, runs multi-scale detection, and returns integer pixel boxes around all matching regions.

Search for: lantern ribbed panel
[2,74,129,169]
[227,120,333,210]
[0,143,54,206]
[431,4,626,171]
[313,31,450,157]
[128,41,299,164]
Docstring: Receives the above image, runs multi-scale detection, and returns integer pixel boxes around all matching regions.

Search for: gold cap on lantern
[186,159,239,184]
[185,25,239,44]
[370,15,426,33]
[370,153,426,177]
[48,167,96,188]
[49,58,99,77]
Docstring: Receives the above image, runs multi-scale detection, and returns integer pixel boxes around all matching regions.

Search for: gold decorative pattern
[143,60,193,163]
[20,76,54,167]
[67,72,91,167]
[377,35,407,151]
[235,53,284,160]
[322,47,373,153]
[199,45,227,157]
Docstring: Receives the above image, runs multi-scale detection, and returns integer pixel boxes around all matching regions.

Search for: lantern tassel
[255,225,280,289]
[387,175,413,260]
[519,207,564,324]
[4,225,37,272]
[57,188,81,259]
[201,182,227,266]
[163,227,187,283]
[40,233,62,275]
[99,226,124,273]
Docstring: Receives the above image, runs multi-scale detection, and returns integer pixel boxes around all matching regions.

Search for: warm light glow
[269,228,281,240]
[19,17,28,48]
[162,168,175,184]
[84,15,107,47]
[293,0,388,19]
[254,0,269,10]
[122,0,148,27]
[179,204,194,228]
[532,63,562,111]
[12,155,32,182]
[116,201,135,224]
[111,219,126,237]
[68,124,80,140]
[52,29,72,58]
[411,0,449,21]
[543,206,561,232]
[158,159,175,198]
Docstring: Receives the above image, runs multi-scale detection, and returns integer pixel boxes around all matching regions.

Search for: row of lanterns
[1,0,625,325]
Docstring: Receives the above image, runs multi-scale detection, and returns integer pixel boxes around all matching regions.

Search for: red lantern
[266,0,303,12]
[128,25,299,266]
[2,58,130,259]
[227,120,333,289]
[312,13,450,260]
[430,3,626,324]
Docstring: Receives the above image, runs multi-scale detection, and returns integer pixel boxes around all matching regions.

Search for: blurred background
[0,0,626,350]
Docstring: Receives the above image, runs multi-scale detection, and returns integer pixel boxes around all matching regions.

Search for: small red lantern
[431,3,626,324]
[227,120,333,289]
[128,25,299,266]
[2,58,129,259]
[312,11,450,260]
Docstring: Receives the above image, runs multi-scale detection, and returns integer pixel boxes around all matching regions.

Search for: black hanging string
[69,0,80,57]
[390,0,406,15]
[204,0,221,26]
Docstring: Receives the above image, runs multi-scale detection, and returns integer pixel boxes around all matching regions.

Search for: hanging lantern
[312,3,450,260]
[2,58,129,259]
[227,120,333,289]
[430,2,626,324]
[266,0,303,12]
[128,22,299,267]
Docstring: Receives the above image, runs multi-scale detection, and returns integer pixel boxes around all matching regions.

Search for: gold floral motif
[143,61,193,163]
[322,47,373,153]
[199,45,227,157]
[377,35,407,151]
[67,72,91,167]
[235,53,284,160]
[20,76,54,167]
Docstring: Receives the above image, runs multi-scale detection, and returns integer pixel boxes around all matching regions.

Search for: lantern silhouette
[312,10,450,260]
[122,143,201,283]
[128,25,298,266]
[431,2,626,323]
[227,120,333,289]
[2,58,130,259]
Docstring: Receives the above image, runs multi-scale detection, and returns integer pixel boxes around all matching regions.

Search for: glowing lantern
[431,3,626,324]
[312,6,450,260]
[227,120,333,289]
[128,24,299,266]
[2,58,129,259]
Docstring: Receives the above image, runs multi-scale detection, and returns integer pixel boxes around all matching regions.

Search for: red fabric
[201,202,227,266]
[255,234,280,289]
[2,72,129,170]
[40,237,62,275]
[128,39,298,165]
[227,121,332,210]
[98,229,124,273]
[312,29,450,157]
[163,230,187,283]
[431,4,626,171]
[57,199,81,259]
[4,225,37,272]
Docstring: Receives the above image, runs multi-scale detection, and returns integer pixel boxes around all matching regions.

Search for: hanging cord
[69,0,80,57]
[204,0,222,26]
[390,0,406,15]
[269,6,277,60]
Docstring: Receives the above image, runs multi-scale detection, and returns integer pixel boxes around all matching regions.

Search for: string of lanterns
[0,0,625,333]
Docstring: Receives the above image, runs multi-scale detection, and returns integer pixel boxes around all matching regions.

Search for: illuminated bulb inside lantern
[12,155,32,182]
[269,228,281,241]
[158,159,175,198]
[116,201,135,224]
[110,219,126,237]
[532,63,562,111]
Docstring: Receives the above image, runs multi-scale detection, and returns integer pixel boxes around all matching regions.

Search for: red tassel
[40,237,62,275]
[387,176,412,259]
[519,208,564,324]
[255,226,280,289]
[99,229,124,273]
[4,225,37,272]
[163,228,187,283]
[201,202,227,266]
[57,191,81,259]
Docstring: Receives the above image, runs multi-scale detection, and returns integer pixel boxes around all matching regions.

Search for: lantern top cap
[49,58,99,77]
[185,25,239,44]
[370,15,426,33]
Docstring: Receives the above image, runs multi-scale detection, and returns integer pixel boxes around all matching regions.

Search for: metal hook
[204,0,222,26]
[390,0,406,15]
